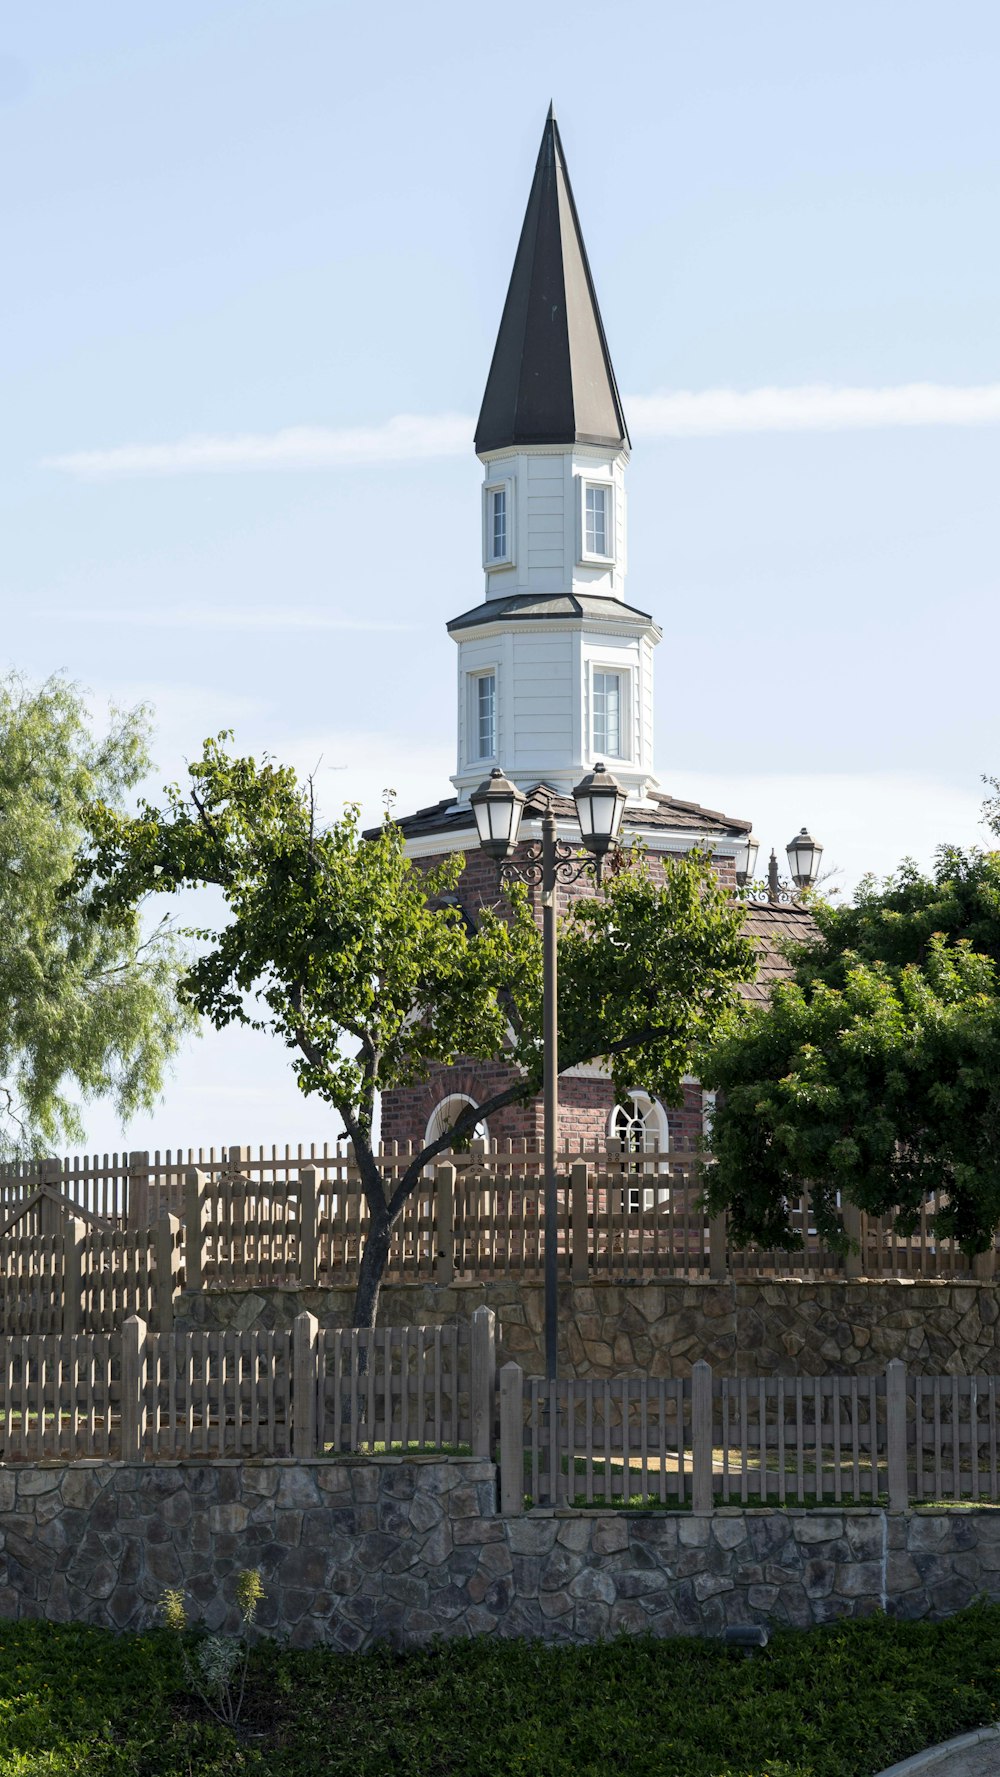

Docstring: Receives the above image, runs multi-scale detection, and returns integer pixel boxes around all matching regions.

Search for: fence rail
[0,1313,993,1526]
[506,1357,1000,1515]
[0,1145,995,1324]
[0,1311,493,1464]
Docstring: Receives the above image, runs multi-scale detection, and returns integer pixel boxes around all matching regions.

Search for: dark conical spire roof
[475,109,629,455]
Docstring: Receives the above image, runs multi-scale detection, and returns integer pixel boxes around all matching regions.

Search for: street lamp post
[471,763,627,1381]
[734,827,824,901]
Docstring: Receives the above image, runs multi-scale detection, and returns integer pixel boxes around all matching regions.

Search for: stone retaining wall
[2,1458,1000,1648]
[177,1278,1000,1378]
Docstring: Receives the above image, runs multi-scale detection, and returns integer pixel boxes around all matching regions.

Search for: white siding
[452,442,659,804]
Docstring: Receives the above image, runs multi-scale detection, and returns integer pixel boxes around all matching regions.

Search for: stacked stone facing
[2,1458,1000,1648]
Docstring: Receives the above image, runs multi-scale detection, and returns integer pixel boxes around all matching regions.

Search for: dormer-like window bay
[580,479,614,563]
[471,670,497,761]
[483,479,514,568]
[491,488,506,560]
[586,484,607,556]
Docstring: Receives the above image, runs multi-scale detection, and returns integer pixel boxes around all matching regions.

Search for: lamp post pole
[470,763,628,1384]
[540,809,559,1384]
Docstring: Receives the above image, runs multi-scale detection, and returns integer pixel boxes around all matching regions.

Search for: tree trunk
[351,1215,392,1330]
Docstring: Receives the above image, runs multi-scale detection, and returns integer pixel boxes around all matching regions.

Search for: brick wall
[382,839,726,1152]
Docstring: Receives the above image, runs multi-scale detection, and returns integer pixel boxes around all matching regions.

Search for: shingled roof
[370,783,753,844]
[475,106,629,455]
[741,901,818,1003]
[447,592,660,637]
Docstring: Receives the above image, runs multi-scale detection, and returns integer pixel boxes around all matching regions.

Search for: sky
[3,0,999,1155]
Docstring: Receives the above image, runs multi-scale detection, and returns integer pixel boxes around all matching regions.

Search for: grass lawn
[0,1604,999,1776]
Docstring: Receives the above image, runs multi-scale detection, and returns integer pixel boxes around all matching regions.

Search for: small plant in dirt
[160,1567,265,1728]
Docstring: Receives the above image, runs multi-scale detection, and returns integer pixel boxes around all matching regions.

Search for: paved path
[877,1726,1000,1777]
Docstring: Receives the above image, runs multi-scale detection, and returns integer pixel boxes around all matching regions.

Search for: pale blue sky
[3,1,999,1152]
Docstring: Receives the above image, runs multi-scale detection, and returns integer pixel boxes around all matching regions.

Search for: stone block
[573,1599,610,1639]
[843,1516,883,1560]
[746,1584,780,1610]
[276,1469,321,1511]
[835,1561,883,1597]
[792,1515,845,1545]
[409,1493,444,1534]
[507,1519,557,1556]
[555,1518,591,1552]
[591,1519,629,1555]
[692,1572,734,1601]
[278,1546,328,1591]
[712,1516,749,1551]
[541,1547,583,1592]
[569,1568,616,1605]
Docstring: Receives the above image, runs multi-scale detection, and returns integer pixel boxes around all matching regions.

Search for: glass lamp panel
[786,828,822,886]
[573,764,627,852]
[471,769,524,858]
[735,836,760,881]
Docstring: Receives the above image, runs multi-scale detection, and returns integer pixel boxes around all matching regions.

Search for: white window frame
[577,476,615,565]
[483,477,515,569]
[589,662,631,763]
[423,1094,490,1175]
[608,1092,670,1207]
[468,667,498,765]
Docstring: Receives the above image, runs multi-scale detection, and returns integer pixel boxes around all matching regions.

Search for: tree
[701,830,1000,1257]
[0,673,194,1158]
[79,734,758,1326]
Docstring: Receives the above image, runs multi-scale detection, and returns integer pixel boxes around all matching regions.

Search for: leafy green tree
[702,825,1000,1257]
[0,673,193,1159]
[79,734,757,1325]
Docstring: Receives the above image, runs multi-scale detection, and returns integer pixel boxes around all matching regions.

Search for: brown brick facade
[380,838,731,1154]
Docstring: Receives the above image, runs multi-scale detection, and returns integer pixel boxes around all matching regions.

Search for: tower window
[585,484,608,556]
[473,671,497,760]
[483,478,514,567]
[593,669,623,759]
[491,488,506,560]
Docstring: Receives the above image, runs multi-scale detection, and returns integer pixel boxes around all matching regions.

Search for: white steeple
[449,109,661,806]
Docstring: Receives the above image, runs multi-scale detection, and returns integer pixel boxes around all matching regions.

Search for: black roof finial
[474,110,629,456]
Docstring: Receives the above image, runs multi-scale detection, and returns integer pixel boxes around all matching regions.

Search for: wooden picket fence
[0,1219,183,1338]
[0,1311,494,1464]
[502,1358,1000,1514]
[0,1145,996,1328]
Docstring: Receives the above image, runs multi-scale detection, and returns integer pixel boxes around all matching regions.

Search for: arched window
[424,1094,490,1154]
[608,1091,669,1212]
[608,1090,669,1156]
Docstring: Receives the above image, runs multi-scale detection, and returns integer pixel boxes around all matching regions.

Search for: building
[375,108,813,1159]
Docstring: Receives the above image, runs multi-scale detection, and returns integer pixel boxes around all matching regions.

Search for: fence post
[62,1217,87,1338]
[154,1214,182,1338]
[292,1310,319,1459]
[184,1168,206,1293]
[973,1245,997,1282]
[708,1211,728,1282]
[571,1162,590,1284]
[886,1358,908,1511]
[39,1157,62,1239]
[499,1362,524,1516]
[691,1359,714,1516]
[842,1199,863,1278]
[470,1306,497,1459]
[128,1151,150,1230]
[120,1313,147,1462]
[436,1163,455,1286]
[298,1169,318,1289]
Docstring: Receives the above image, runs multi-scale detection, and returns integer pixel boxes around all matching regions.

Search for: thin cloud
[628,383,1000,437]
[40,383,1000,479]
[40,607,416,634]
[42,413,472,480]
